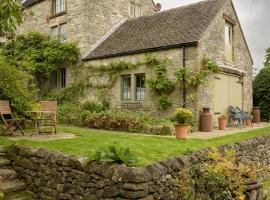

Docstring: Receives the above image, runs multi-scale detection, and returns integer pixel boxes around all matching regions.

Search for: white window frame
[129,2,141,17]
[59,23,67,43]
[52,0,66,16]
[50,23,68,43]
[225,21,234,62]
[135,74,146,101]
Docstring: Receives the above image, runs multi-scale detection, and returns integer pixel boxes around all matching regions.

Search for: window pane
[225,24,231,44]
[60,68,66,88]
[50,26,58,38]
[59,23,67,43]
[129,2,135,17]
[135,4,141,17]
[50,71,58,90]
[53,0,65,14]
[121,75,131,100]
[136,74,145,100]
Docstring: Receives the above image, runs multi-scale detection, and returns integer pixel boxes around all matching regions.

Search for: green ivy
[146,55,175,110]
[175,57,220,105]
[1,32,80,91]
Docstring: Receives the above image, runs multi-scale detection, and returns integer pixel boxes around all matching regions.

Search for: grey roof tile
[85,0,226,60]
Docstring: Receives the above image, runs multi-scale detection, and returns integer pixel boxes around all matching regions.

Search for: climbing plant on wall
[145,55,175,110]
[1,32,80,92]
[175,57,220,106]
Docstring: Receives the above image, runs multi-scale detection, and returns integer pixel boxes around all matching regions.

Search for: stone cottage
[19,0,253,127]
[19,0,157,89]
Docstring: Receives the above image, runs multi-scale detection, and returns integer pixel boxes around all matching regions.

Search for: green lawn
[263,176,270,198]
[1,126,270,166]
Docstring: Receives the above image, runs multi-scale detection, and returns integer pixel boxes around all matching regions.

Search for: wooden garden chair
[36,101,57,134]
[0,100,25,136]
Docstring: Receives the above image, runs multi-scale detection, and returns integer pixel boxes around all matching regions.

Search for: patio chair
[36,101,57,134]
[228,106,246,128]
[0,100,25,136]
[235,106,253,127]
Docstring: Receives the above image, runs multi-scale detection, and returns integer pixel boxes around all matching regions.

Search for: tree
[253,67,270,121]
[0,0,23,38]
[264,48,270,67]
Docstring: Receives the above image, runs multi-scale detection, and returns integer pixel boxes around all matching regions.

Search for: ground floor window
[135,73,145,100]
[121,75,131,100]
[60,68,66,88]
[49,68,66,90]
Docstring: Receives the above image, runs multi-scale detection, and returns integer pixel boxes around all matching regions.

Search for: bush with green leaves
[178,149,259,200]
[253,67,270,121]
[80,98,107,113]
[0,55,35,114]
[173,108,193,125]
[0,191,3,200]
[1,32,80,94]
[0,0,23,38]
[92,146,139,166]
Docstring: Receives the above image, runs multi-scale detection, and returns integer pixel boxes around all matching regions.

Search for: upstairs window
[129,2,141,17]
[121,75,131,100]
[59,23,67,43]
[225,22,234,62]
[135,74,145,101]
[50,26,58,39]
[50,23,67,43]
[52,0,66,16]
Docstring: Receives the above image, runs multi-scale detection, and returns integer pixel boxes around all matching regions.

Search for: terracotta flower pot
[175,124,189,140]
[218,118,227,130]
[245,119,252,127]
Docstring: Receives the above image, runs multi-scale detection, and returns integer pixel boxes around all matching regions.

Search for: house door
[213,73,243,125]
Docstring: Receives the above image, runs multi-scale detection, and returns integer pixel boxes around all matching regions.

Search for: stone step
[0,152,7,157]
[0,148,7,153]
[0,159,10,167]
[0,180,26,194]
[0,169,17,181]
[5,191,35,200]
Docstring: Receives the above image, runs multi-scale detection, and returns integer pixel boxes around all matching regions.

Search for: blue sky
[155,0,270,70]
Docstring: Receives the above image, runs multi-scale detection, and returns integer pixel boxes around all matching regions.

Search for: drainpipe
[182,45,186,108]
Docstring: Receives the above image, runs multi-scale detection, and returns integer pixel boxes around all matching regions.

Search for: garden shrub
[0,191,3,200]
[253,67,270,121]
[57,103,80,125]
[0,55,35,114]
[178,149,259,200]
[80,97,107,113]
[92,146,139,167]
[57,103,173,134]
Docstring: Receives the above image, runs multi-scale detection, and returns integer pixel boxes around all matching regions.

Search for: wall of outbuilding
[197,0,253,119]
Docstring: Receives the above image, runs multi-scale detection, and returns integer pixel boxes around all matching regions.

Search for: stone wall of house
[197,0,253,119]
[84,46,198,119]
[18,0,156,56]
[7,134,270,199]
[82,0,157,57]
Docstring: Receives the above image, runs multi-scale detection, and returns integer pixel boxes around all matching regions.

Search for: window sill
[50,11,67,19]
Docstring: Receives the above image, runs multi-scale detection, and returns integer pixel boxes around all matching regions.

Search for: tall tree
[0,0,23,38]
[264,48,270,67]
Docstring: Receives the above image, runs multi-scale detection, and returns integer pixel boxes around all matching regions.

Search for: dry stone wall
[6,133,270,200]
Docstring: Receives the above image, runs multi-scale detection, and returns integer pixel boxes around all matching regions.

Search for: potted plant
[173,108,193,140]
[218,115,227,130]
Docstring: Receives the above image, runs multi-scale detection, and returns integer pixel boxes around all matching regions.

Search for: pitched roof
[84,0,226,61]
[22,0,43,7]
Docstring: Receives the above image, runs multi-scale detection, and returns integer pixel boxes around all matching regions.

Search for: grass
[1,126,270,166]
[263,176,270,198]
